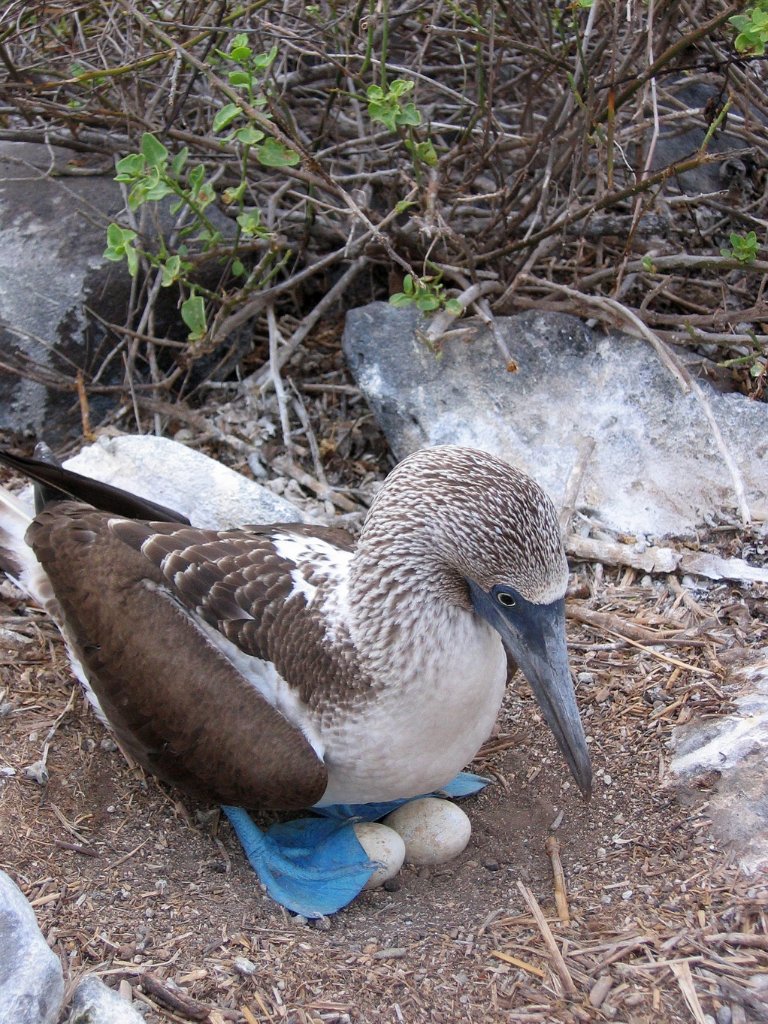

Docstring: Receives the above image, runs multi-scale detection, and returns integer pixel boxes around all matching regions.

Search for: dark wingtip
[0,445,191,525]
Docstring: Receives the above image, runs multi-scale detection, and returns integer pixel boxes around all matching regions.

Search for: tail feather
[0,449,190,525]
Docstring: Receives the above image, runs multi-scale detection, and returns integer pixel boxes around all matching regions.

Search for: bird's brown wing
[27,505,334,810]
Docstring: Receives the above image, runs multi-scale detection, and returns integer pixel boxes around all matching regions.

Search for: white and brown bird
[0,442,591,912]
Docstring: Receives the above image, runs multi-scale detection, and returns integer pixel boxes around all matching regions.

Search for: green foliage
[103,223,139,276]
[389,273,462,315]
[366,79,422,132]
[181,293,207,341]
[212,35,299,168]
[720,231,759,264]
[730,2,768,54]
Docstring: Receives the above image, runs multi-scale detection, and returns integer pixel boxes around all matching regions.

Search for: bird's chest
[316,617,507,805]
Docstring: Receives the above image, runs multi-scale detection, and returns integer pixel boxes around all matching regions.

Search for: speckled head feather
[358,446,568,605]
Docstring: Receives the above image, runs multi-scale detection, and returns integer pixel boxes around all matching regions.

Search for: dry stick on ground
[516,880,577,997]
[544,836,570,928]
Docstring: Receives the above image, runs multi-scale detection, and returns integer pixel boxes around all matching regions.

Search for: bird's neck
[347,532,475,679]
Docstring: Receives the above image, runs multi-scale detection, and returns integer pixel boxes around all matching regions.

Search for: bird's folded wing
[27,504,328,810]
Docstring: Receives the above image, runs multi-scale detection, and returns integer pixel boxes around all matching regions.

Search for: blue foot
[221,806,375,918]
[222,772,491,918]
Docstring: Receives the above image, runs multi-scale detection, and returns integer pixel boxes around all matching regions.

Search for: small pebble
[716,1005,732,1024]
[596,847,607,862]
[621,889,633,901]
[588,974,613,1008]
[483,859,500,872]
[233,957,257,976]
[23,761,49,785]
[100,737,118,752]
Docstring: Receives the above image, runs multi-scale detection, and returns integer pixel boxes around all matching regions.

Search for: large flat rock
[343,303,768,539]
[0,142,131,442]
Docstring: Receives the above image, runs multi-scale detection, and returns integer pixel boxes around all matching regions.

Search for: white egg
[353,822,406,889]
[383,798,472,865]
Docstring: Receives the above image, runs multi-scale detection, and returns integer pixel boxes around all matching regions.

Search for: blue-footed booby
[0,443,591,914]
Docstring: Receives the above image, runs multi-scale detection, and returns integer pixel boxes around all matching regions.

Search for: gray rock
[0,870,64,1024]
[667,661,768,874]
[649,80,763,198]
[0,142,132,442]
[0,142,241,444]
[67,975,145,1023]
[343,303,768,538]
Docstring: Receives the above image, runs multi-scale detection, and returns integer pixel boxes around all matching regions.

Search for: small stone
[621,890,633,901]
[233,957,257,976]
[0,871,64,1024]
[716,1005,732,1024]
[483,859,500,872]
[596,847,607,862]
[310,915,331,931]
[588,974,613,1008]
[99,737,118,752]
[382,878,401,892]
[23,761,49,785]
[383,798,471,865]
[66,975,145,1023]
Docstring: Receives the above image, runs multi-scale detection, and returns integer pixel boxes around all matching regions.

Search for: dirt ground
[1,331,768,1023]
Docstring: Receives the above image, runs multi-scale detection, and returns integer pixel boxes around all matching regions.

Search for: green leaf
[396,102,421,127]
[232,258,246,277]
[389,292,414,308]
[237,209,268,236]
[140,132,168,169]
[416,292,440,311]
[394,198,416,214]
[195,182,216,209]
[233,125,265,145]
[103,223,139,276]
[444,298,463,316]
[188,164,205,193]
[181,294,207,341]
[213,102,243,132]
[228,70,252,87]
[253,45,278,70]
[170,147,189,176]
[406,139,437,165]
[114,153,144,181]
[389,79,414,98]
[160,254,182,287]
[223,181,247,205]
[256,137,300,167]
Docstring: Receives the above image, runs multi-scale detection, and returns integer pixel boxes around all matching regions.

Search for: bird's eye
[497,592,516,608]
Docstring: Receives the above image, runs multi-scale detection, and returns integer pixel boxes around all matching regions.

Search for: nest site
[1,2,768,1023]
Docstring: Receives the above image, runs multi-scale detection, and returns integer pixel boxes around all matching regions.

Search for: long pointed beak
[468,583,592,799]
